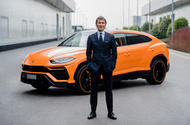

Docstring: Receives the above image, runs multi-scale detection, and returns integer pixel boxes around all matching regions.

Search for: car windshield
[58,31,96,47]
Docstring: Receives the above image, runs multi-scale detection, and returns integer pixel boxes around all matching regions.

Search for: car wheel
[146,59,167,85]
[31,81,50,91]
[76,65,91,95]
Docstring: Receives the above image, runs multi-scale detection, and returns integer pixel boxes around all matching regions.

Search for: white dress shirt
[97,30,105,41]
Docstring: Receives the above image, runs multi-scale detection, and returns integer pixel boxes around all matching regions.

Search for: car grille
[49,70,69,80]
[22,65,69,80]
[22,65,48,72]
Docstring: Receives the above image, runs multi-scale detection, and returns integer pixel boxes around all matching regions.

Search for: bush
[141,22,153,31]
[167,17,189,37]
[123,26,129,30]
[167,23,172,37]
[159,17,171,39]
[174,17,188,31]
[151,24,160,38]
[129,25,141,31]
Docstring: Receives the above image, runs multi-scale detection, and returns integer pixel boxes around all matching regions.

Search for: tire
[31,81,50,91]
[146,59,167,85]
[76,65,91,95]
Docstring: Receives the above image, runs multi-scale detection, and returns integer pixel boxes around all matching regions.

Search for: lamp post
[128,0,130,28]
[137,0,139,31]
[148,0,151,32]
[171,0,174,34]
[122,0,125,28]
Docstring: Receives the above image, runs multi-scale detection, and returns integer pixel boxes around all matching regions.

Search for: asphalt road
[0,41,190,125]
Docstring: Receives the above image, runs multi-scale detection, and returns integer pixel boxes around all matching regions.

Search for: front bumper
[21,72,74,87]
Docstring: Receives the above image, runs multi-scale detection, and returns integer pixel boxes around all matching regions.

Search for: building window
[45,23,48,36]
[41,23,44,36]
[159,17,162,22]
[29,21,34,36]
[52,24,56,36]
[0,16,9,39]
[22,19,27,37]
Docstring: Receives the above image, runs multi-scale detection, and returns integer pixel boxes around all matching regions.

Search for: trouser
[90,64,113,113]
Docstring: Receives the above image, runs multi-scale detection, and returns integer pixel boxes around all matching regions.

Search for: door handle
[124,53,130,56]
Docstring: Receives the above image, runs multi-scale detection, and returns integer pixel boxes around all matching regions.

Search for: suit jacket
[86,31,117,72]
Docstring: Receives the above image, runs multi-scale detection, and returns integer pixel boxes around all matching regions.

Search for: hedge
[129,25,141,31]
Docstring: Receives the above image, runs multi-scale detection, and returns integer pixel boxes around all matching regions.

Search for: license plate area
[27,74,37,80]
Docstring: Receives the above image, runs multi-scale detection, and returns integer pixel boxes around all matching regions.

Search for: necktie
[99,32,103,42]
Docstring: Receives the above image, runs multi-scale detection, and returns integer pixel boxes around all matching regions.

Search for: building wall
[0,0,73,46]
[142,4,190,25]
[141,0,190,26]
[142,0,176,16]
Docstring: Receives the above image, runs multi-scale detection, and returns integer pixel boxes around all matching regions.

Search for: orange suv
[21,30,170,94]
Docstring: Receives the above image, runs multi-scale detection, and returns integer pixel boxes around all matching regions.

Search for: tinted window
[114,33,152,46]
[126,34,152,45]
[113,33,127,46]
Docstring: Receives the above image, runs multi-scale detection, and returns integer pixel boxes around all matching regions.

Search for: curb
[0,38,62,52]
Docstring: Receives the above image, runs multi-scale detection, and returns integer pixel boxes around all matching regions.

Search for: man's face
[96,19,106,32]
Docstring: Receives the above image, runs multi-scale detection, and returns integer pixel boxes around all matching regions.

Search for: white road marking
[169,49,190,60]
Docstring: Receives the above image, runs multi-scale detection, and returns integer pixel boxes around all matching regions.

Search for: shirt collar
[97,30,105,35]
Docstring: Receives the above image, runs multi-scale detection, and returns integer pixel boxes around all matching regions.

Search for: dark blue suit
[86,31,117,113]
[86,31,117,72]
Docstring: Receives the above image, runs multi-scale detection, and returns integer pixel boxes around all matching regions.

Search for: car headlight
[50,57,75,64]
[23,54,29,61]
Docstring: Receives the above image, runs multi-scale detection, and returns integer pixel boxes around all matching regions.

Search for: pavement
[0,41,190,125]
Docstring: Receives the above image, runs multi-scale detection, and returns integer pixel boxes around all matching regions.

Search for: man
[86,16,117,120]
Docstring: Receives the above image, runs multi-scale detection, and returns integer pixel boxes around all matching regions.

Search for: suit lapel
[95,32,98,42]
[104,31,108,42]
[95,31,107,43]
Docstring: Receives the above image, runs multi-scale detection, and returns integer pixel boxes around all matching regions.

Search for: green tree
[151,24,160,38]
[167,23,172,37]
[141,22,153,31]
[159,16,171,38]
[167,17,189,37]
[174,17,188,31]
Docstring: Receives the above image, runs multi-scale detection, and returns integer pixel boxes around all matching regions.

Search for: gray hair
[95,16,107,24]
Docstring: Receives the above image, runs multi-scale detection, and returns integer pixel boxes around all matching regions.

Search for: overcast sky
[72,0,149,29]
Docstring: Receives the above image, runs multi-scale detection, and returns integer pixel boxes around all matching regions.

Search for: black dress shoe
[107,112,117,120]
[87,112,96,119]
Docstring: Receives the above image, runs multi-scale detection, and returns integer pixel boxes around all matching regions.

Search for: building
[141,0,190,25]
[0,0,75,46]
[133,16,141,27]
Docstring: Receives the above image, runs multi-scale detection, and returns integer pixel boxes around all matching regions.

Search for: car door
[124,33,152,72]
[113,32,152,75]
[113,33,133,75]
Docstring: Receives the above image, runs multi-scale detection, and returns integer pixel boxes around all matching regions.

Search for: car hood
[23,46,86,66]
